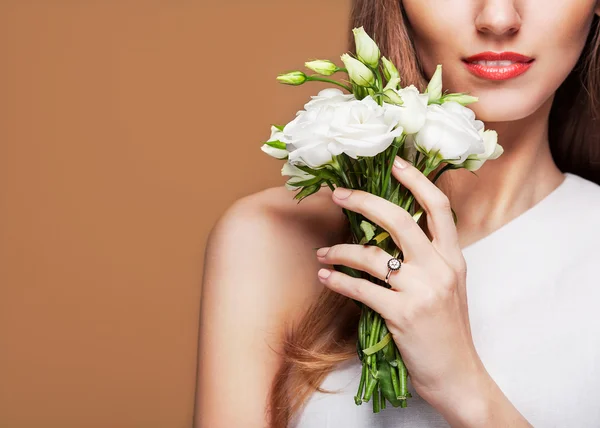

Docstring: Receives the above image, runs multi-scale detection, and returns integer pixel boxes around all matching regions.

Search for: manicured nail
[316,247,330,257]
[318,269,331,279]
[334,187,352,199]
[394,156,408,169]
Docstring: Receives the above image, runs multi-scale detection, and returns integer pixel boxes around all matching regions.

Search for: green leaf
[389,182,402,206]
[293,183,321,202]
[412,209,424,224]
[377,361,403,408]
[288,176,322,188]
[294,164,339,182]
[373,231,389,245]
[362,332,391,356]
[272,124,285,131]
[264,139,286,150]
[360,221,376,243]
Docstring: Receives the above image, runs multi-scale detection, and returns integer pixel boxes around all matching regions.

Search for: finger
[331,187,435,261]
[317,267,399,319]
[391,156,459,255]
[317,244,412,292]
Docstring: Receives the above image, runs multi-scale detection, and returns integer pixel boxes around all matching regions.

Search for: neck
[435,95,566,249]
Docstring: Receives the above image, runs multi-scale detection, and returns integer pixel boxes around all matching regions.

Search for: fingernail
[316,247,330,257]
[318,269,331,279]
[334,187,352,199]
[394,157,408,169]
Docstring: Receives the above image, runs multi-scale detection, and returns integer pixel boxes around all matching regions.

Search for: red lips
[463,51,534,63]
[462,51,535,80]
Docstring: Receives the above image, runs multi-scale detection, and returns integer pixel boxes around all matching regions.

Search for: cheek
[401,0,465,76]
[474,1,597,121]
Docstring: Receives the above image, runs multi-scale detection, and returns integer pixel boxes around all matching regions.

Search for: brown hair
[267,1,600,426]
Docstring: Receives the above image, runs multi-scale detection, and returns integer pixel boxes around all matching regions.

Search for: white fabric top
[291,172,600,427]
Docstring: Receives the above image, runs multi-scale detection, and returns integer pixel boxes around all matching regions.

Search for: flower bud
[261,125,289,159]
[426,64,443,103]
[341,53,375,87]
[305,59,338,76]
[352,27,380,68]
[382,88,403,105]
[276,71,307,85]
[381,56,399,82]
[383,76,400,92]
[441,93,479,106]
[281,162,316,190]
[462,129,503,171]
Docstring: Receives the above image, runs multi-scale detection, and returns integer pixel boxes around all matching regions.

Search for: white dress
[291,172,600,427]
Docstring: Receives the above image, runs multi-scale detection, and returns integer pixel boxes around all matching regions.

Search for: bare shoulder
[195,185,348,427]
[205,184,349,323]
[231,184,348,236]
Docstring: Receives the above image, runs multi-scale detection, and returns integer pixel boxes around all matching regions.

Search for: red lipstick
[462,51,534,81]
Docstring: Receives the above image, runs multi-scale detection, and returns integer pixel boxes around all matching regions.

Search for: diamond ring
[385,257,402,284]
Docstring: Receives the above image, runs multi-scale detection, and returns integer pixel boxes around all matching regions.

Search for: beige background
[0,1,349,426]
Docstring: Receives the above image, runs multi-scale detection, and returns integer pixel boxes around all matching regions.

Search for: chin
[463,90,545,123]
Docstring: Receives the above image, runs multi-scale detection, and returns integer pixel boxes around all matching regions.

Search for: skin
[400,0,600,248]
[197,2,600,427]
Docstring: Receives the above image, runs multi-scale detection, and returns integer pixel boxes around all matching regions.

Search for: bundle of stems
[296,137,452,412]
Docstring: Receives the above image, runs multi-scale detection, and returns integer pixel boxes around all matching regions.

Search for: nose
[475,0,522,36]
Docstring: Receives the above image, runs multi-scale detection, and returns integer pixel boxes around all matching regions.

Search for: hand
[314,155,488,417]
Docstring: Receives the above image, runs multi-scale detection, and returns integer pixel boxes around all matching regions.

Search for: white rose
[384,85,429,134]
[284,92,403,167]
[282,89,355,168]
[413,101,486,168]
[260,125,289,159]
[462,129,504,171]
[303,87,355,110]
[326,95,404,159]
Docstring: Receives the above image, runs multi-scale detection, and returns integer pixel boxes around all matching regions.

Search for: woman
[196,0,600,427]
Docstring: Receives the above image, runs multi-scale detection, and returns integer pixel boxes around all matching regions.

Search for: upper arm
[194,186,344,428]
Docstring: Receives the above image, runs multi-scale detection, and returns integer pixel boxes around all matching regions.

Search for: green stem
[395,347,408,400]
[363,373,378,402]
[390,364,401,399]
[306,76,352,92]
[374,67,383,93]
[373,383,380,413]
[381,135,405,198]
[431,163,454,185]
[354,362,367,405]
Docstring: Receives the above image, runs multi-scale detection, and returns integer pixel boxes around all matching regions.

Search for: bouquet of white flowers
[261,27,503,413]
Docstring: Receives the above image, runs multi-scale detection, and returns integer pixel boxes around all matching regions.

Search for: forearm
[429,366,533,427]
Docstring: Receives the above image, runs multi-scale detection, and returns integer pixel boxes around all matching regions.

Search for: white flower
[282,92,403,167]
[352,27,380,68]
[341,53,375,87]
[462,129,503,171]
[325,95,404,159]
[384,85,429,134]
[282,89,356,168]
[413,101,486,168]
[281,162,316,190]
[304,87,355,110]
[260,125,289,159]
